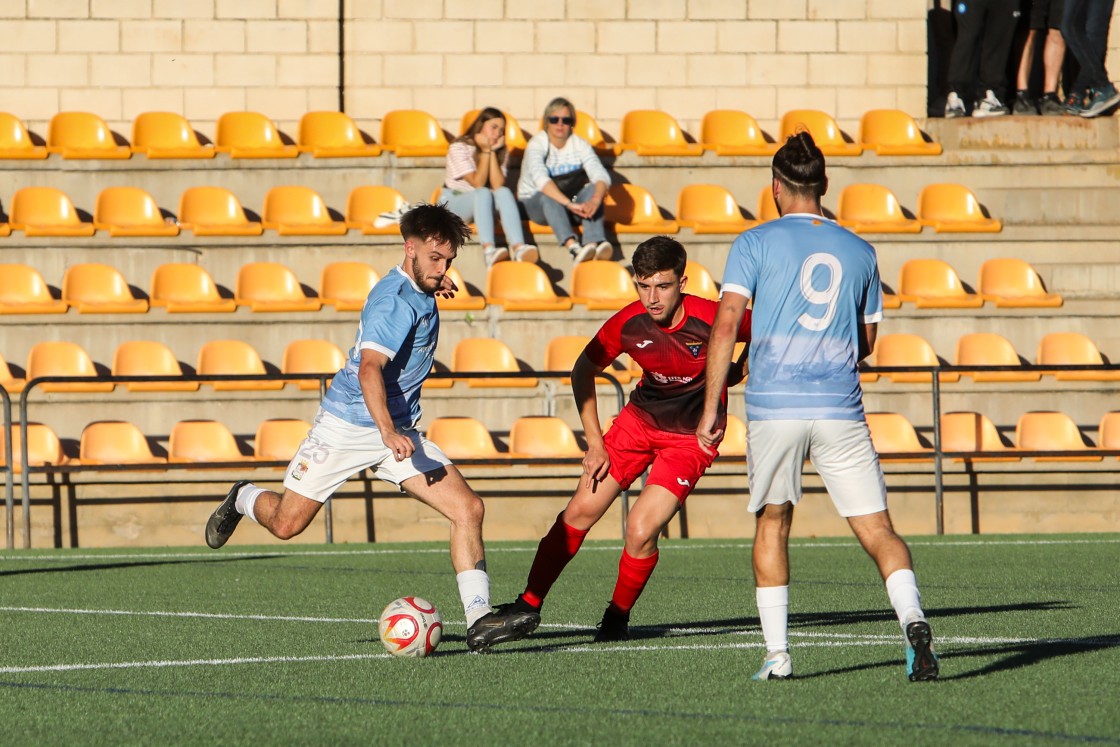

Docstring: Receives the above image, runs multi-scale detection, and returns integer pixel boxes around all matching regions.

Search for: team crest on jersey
[291,459,309,481]
[685,341,703,358]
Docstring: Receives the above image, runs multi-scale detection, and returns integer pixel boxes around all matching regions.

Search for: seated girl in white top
[440,107,537,266]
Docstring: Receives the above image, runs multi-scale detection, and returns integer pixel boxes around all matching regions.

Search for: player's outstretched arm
[359,348,415,461]
[697,292,748,453]
[572,352,610,487]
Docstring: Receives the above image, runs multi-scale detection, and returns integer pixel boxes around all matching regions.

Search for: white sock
[885,568,925,633]
[234,484,265,523]
[756,585,789,654]
[456,569,491,627]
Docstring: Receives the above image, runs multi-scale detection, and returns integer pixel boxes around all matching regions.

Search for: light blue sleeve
[360,293,415,360]
[860,250,885,323]
[721,230,759,299]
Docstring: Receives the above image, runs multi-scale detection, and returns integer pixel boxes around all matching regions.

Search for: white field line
[0,653,389,674]
[1,536,1118,564]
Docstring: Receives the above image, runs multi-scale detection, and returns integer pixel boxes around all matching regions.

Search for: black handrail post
[932,367,943,536]
[1,386,12,549]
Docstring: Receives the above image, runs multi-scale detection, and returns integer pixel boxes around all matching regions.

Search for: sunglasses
[548,116,576,125]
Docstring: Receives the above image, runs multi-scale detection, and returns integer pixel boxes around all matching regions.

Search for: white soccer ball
[378,596,443,658]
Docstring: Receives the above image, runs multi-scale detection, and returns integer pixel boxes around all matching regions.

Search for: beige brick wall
[2,1,1119,143]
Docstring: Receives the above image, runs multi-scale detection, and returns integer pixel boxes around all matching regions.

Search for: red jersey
[584,294,751,435]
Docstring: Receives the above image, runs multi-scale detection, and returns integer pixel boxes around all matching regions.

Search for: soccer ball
[378,596,443,658]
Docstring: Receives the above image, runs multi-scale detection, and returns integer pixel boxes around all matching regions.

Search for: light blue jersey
[722,213,883,421]
[321,266,438,429]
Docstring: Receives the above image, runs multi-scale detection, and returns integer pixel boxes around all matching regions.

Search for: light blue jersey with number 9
[721,214,883,421]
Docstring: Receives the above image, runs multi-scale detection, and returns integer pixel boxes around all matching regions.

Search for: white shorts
[283,408,452,503]
[746,419,887,518]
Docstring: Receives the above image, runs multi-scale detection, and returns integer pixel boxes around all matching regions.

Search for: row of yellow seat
[0,181,1000,238]
[864,332,1118,383]
[1,108,938,161]
[869,410,1120,462]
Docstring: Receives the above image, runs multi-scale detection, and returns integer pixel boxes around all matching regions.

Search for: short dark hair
[772,131,826,199]
[632,235,687,279]
[399,202,472,249]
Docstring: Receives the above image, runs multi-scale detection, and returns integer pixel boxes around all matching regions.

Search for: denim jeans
[521,183,606,247]
[439,186,526,246]
[1063,0,1115,90]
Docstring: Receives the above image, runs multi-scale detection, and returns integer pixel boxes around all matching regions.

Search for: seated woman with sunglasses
[517,97,613,264]
[441,107,538,267]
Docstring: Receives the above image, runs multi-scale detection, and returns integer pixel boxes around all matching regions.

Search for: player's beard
[406,255,443,295]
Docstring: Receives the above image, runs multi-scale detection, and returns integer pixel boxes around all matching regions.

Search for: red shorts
[603,405,717,503]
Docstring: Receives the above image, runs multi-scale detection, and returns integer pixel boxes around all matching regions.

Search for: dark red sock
[522,513,589,609]
[608,549,659,614]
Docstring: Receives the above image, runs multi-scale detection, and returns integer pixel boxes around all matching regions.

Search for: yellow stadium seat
[0,264,68,314]
[93,186,179,237]
[757,185,780,223]
[436,266,486,312]
[459,109,528,153]
[282,339,345,391]
[261,186,347,236]
[881,290,902,310]
[319,261,379,311]
[27,341,112,393]
[298,111,382,157]
[917,183,1002,233]
[700,109,778,156]
[836,183,921,234]
[780,109,862,156]
[345,185,409,235]
[543,335,632,386]
[865,412,933,461]
[604,183,679,234]
[177,186,263,236]
[47,112,131,159]
[719,414,748,457]
[676,184,757,234]
[1036,332,1120,381]
[379,110,449,156]
[685,260,720,301]
[0,352,25,393]
[149,263,236,313]
[954,333,1040,382]
[858,109,942,156]
[197,340,284,391]
[616,110,703,156]
[79,421,166,465]
[485,262,573,311]
[1098,412,1120,452]
[254,419,310,463]
[978,258,1062,308]
[0,423,67,472]
[426,417,506,460]
[508,416,584,459]
[452,337,537,388]
[1015,411,1102,461]
[169,420,251,464]
[871,333,959,383]
[0,112,48,159]
[112,340,199,392]
[9,187,95,236]
[62,263,149,313]
[235,262,322,312]
[897,259,984,308]
[215,111,299,158]
[130,111,215,159]
[940,411,1020,462]
[570,260,639,310]
[570,110,614,154]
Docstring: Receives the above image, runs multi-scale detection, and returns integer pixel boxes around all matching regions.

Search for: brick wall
[3,1,1118,139]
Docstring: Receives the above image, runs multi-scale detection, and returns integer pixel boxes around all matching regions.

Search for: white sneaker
[944,92,966,119]
[513,244,539,263]
[373,202,414,228]
[593,240,613,260]
[751,651,792,681]
[484,246,510,267]
[570,242,596,264]
[972,89,1009,117]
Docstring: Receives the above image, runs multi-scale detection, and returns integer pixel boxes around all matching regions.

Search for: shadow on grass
[0,554,282,578]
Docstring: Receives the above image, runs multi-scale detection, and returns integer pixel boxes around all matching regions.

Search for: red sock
[608,549,659,614]
[522,513,589,609]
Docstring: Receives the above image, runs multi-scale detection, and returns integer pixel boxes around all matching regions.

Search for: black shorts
[1029,0,1065,29]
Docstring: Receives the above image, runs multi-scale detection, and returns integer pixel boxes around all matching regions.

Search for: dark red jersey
[584,294,751,434]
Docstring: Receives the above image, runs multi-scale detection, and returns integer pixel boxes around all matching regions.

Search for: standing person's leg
[1039,6,1069,115]
[1015,27,1042,113]
[947,0,989,110]
[974,0,1018,112]
[1061,0,1091,91]
[1077,0,1119,115]
[492,186,537,262]
[523,191,581,253]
